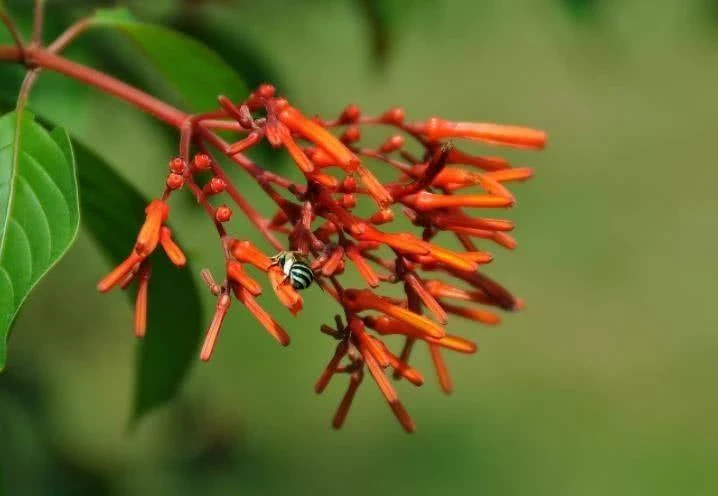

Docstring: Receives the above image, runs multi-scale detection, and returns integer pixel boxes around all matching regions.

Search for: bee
[270,250,315,290]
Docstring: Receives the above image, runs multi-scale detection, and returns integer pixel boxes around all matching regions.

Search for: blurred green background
[2,0,718,494]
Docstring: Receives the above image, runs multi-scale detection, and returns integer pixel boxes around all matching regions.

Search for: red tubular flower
[418,117,547,149]
[429,345,453,393]
[235,284,291,346]
[97,200,185,338]
[230,240,272,271]
[446,149,510,171]
[487,167,534,182]
[402,191,514,211]
[226,261,262,296]
[278,124,316,174]
[343,289,445,339]
[200,293,232,361]
[364,315,477,354]
[278,106,359,170]
[268,267,304,316]
[134,262,151,338]
[96,86,545,432]
[344,242,380,287]
[159,227,186,267]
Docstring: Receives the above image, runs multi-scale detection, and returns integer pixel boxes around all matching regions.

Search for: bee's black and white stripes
[288,262,314,290]
[280,254,314,290]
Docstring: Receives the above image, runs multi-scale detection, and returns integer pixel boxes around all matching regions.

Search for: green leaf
[356,0,396,66]
[0,110,80,370]
[167,11,288,96]
[88,6,248,112]
[561,0,600,21]
[73,141,204,424]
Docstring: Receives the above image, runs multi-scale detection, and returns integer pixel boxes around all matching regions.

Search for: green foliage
[0,110,79,370]
[88,6,248,112]
[74,141,203,424]
[0,4,238,421]
[355,0,396,65]
[560,0,600,20]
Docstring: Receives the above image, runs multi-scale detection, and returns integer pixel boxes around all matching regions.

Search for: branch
[0,45,188,127]
[31,0,45,45]
[0,11,25,56]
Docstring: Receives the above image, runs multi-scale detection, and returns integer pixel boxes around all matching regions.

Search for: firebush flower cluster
[97,84,546,432]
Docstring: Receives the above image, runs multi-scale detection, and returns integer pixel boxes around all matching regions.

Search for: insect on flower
[90,81,546,432]
[270,250,315,290]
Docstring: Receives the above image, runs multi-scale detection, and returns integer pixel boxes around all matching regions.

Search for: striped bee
[270,250,315,290]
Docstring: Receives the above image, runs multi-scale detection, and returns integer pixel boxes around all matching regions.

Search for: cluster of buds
[97,83,546,432]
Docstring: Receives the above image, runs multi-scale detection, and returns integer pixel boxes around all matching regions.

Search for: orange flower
[278,124,315,174]
[420,117,547,149]
[268,267,304,316]
[278,106,360,170]
[230,240,272,271]
[97,200,186,339]
[234,284,291,346]
[364,315,477,354]
[96,87,545,432]
[356,164,393,208]
[200,293,232,361]
[402,191,514,211]
[98,200,184,293]
[447,148,510,171]
[343,289,445,339]
[159,227,186,266]
[226,261,262,296]
[133,263,151,338]
[344,243,380,287]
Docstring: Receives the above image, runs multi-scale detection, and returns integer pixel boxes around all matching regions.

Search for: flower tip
[97,254,142,293]
[133,263,151,338]
[159,227,187,267]
[390,401,416,433]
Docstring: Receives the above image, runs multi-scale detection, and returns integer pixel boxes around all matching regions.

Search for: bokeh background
[2,0,718,494]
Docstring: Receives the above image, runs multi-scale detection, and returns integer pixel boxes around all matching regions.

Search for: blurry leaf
[0,11,204,421]
[356,0,397,67]
[708,0,718,24]
[74,141,204,425]
[169,12,287,97]
[88,6,248,111]
[0,110,80,371]
[561,0,600,21]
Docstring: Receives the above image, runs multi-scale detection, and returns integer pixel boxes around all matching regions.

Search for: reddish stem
[0,45,188,127]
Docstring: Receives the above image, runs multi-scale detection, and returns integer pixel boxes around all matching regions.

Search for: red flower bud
[204,177,226,195]
[166,173,184,190]
[340,126,361,143]
[215,205,233,222]
[338,104,361,123]
[378,135,405,153]
[193,153,212,171]
[380,107,405,124]
[169,157,186,174]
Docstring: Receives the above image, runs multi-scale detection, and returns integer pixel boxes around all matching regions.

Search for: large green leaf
[74,141,204,424]
[0,110,80,370]
[88,6,248,112]
[0,14,207,423]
